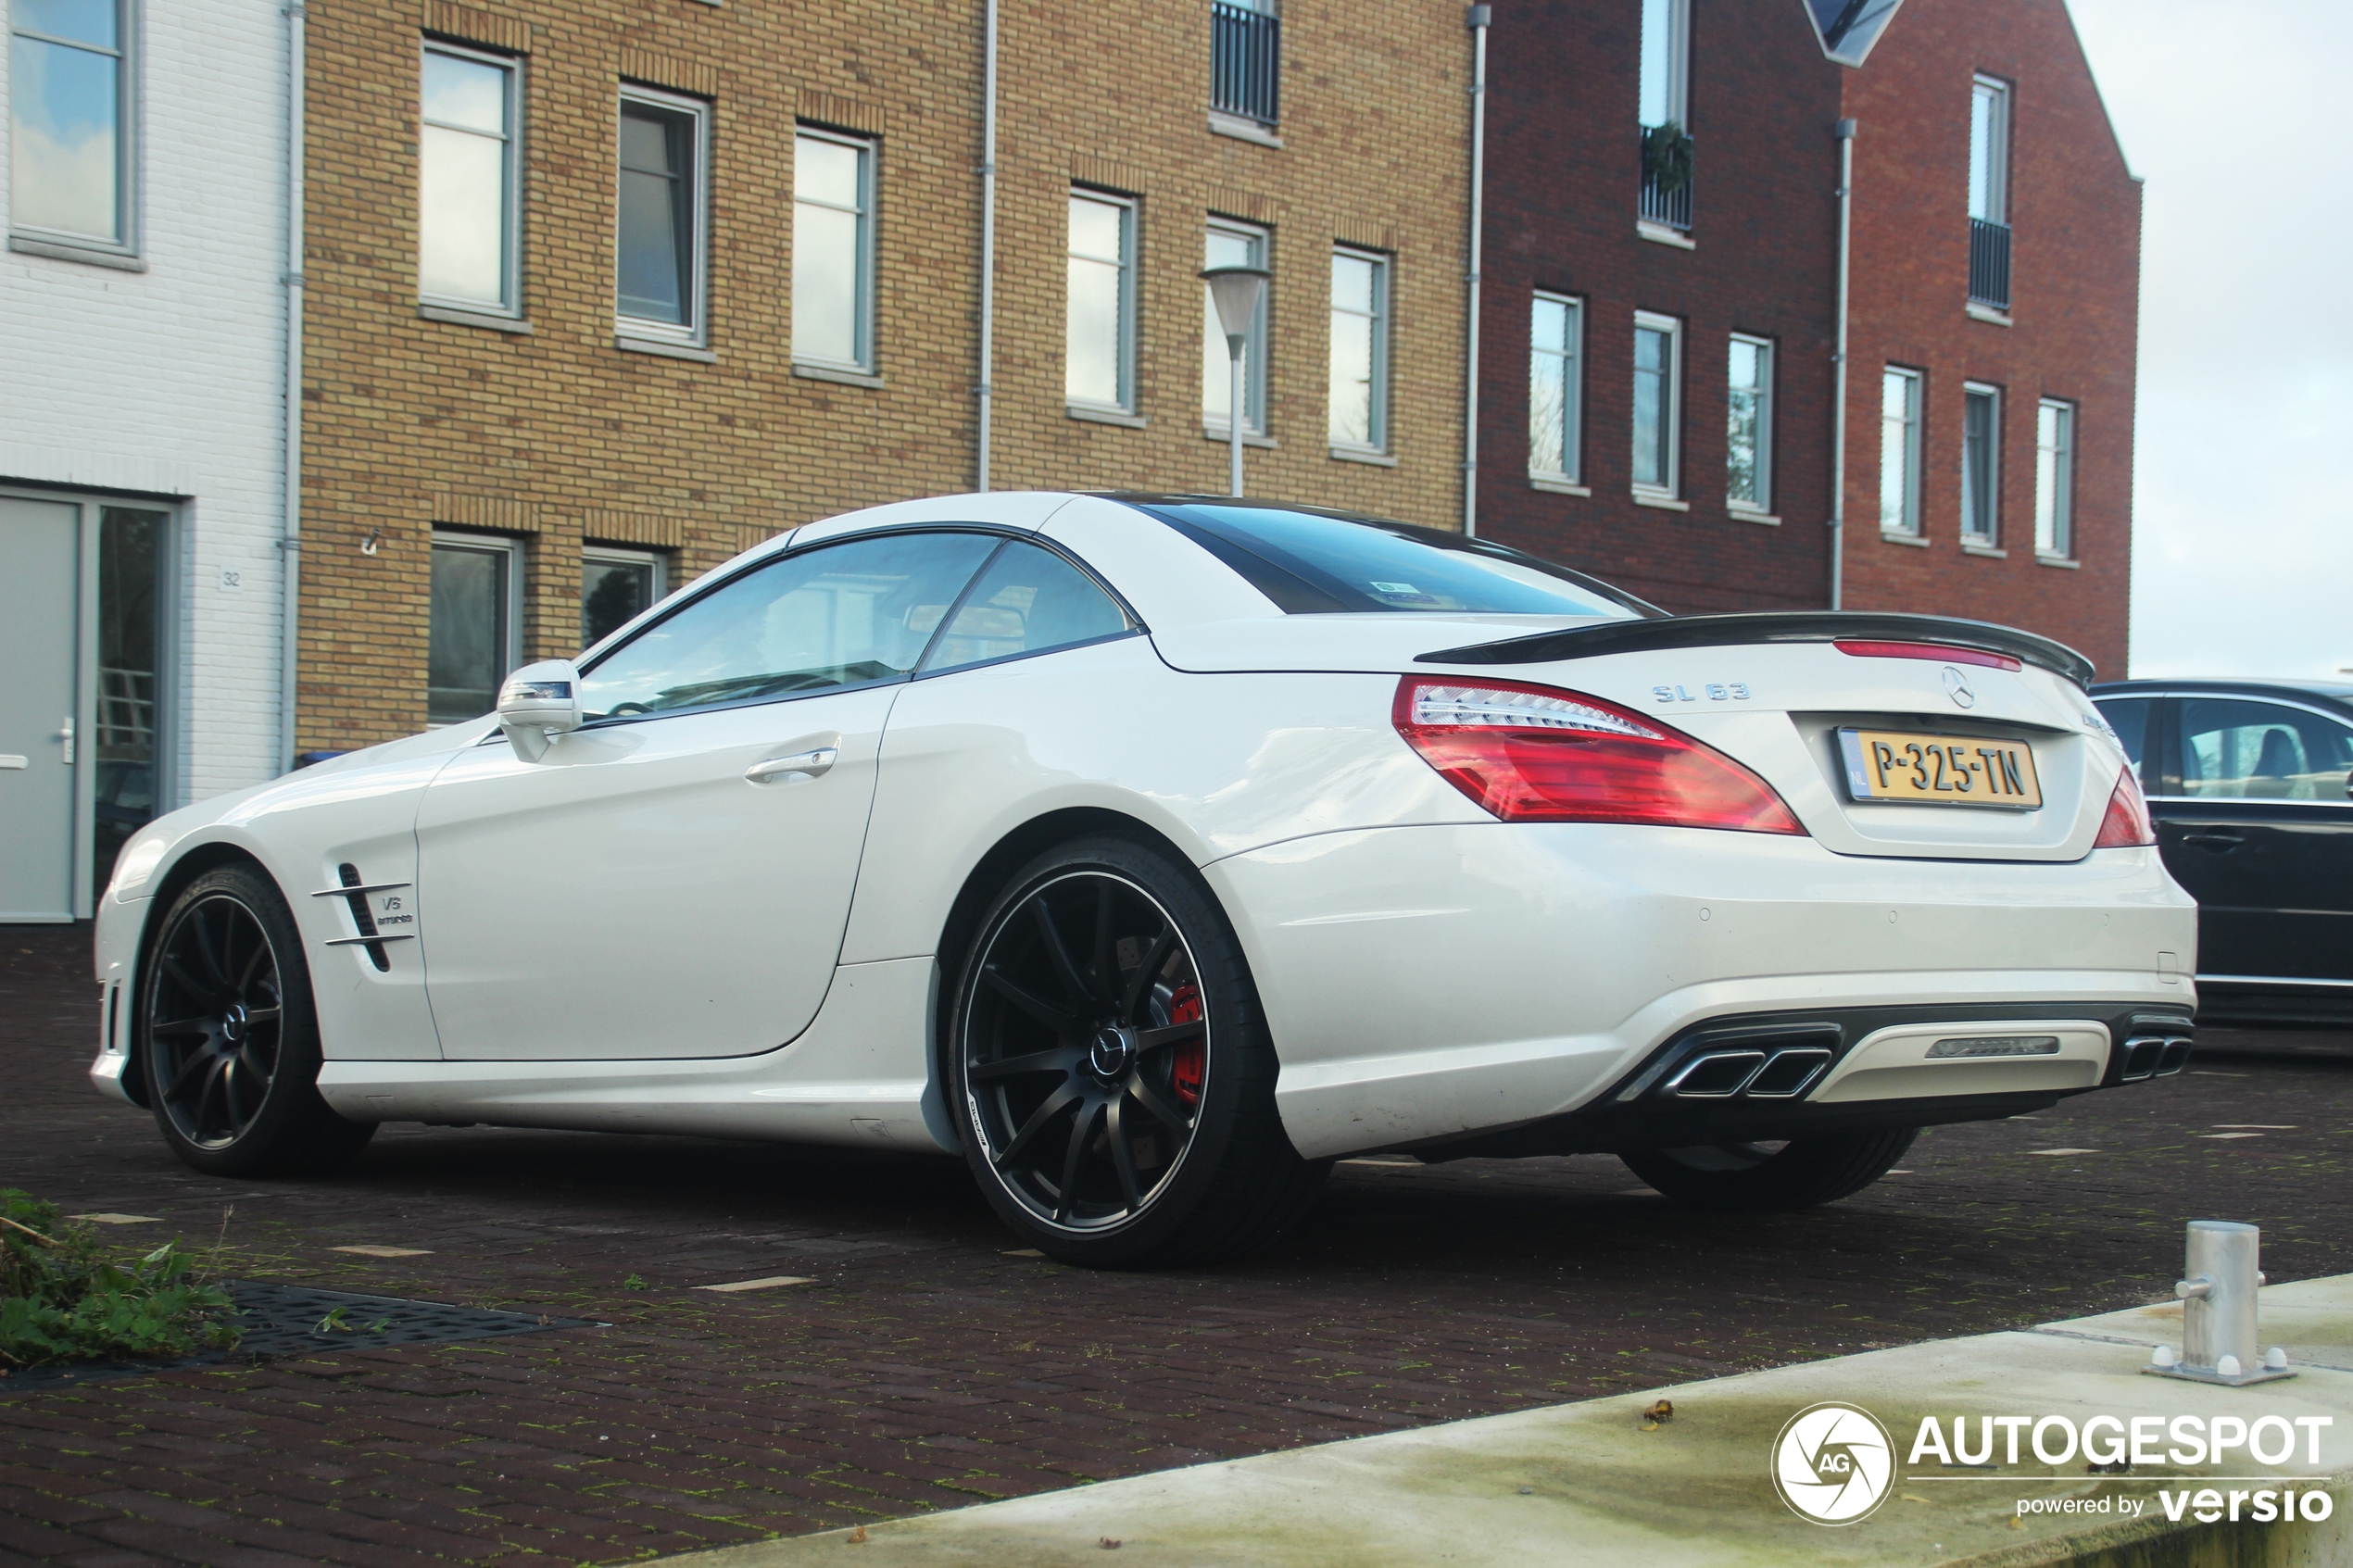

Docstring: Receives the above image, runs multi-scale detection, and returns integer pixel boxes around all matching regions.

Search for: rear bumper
[1203,822,2198,1160]
[1412,999,2193,1160]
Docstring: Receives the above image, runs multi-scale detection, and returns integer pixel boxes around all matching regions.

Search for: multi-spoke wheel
[143,865,374,1176]
[950,834,1327,1267]
[1619,1128,1917,1211]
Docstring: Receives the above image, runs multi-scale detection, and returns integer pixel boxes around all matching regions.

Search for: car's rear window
[1139,501,1655,619]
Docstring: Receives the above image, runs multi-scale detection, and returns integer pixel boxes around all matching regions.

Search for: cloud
[2066,0,2353,678]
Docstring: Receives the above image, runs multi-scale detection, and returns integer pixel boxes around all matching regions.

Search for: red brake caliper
[1167,983,1205,1106]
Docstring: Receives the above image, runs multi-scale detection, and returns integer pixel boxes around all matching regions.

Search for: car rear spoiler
[1416,611,2097,689]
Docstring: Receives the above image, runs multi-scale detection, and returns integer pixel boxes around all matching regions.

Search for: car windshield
[1139,501,1656,619]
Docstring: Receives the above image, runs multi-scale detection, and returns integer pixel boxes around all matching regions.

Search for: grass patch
[1,1189,239,1370]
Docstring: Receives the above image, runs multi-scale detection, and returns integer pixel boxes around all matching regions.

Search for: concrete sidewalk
[666,1275,2353,1567]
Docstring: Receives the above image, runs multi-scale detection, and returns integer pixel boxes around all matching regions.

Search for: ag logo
[1770,1401,1895,1524]
[1943,665,1977,709]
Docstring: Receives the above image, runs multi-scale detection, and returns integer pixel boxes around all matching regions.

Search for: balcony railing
[1969,217,2011,308]
[1212,1,1280,127]
[1638,124,1693,232]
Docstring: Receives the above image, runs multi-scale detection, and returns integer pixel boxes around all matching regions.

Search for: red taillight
[1834,639,2022,672]
[2093,765,2157,848]
[1393,677,1806,834]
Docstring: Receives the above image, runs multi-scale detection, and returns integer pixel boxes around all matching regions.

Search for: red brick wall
[1472,0,2139,679]
[1838,0,2140,678]
[1474,0,1844,613]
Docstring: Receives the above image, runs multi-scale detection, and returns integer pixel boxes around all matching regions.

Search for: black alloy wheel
[1620,1127,1918,1211]
[950,835,1327,1267]
[143,865,374,1176]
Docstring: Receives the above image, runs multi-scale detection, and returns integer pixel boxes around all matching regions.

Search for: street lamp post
[1200,265,1270,497]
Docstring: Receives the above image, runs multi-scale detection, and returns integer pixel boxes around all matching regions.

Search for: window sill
[9,234,145,271]
[1966,301,2013,327]
[1636,220,1695,250]
[616,335,716,363]
[2035,552,2081,570]
[1528,474,1590,496]
[1960,540,2007,558]
[1727,506,1781,526]
[420,303,532,333]
[1208,111,1283,148]
[795,362,885,389]
[1631,490,1690,512]
[1068,403,1146,429]
[1880,529,1931,547]
[1202,424,1277,449]
[1328,445,1397,467]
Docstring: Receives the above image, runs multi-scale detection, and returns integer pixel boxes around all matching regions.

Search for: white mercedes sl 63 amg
[89,493,2198,1266]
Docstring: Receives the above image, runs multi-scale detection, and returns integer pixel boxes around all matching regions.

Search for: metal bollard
[2145,1220,2295,1386]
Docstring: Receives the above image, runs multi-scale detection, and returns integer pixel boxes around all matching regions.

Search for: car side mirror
[498,659,583,762]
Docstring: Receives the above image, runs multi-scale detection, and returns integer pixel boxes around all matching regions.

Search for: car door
[415,529,1002,1060]
[2151,696,2353,984]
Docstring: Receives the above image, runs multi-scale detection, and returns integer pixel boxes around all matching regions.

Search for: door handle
[745,746,837,784]
[57,717,73,765]
[2179,830,2244,850]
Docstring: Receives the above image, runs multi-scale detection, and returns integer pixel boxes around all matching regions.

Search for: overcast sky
[2062,0,2353,680]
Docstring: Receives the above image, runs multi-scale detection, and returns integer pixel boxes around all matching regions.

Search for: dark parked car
[2091,679,2353,1026]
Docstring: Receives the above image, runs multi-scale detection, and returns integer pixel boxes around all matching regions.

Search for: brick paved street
[6,922,2353,1566]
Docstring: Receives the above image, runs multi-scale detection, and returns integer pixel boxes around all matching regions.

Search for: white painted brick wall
[0,0,291,806]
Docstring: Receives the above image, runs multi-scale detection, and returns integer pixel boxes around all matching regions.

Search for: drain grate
[0,1282,597,1396]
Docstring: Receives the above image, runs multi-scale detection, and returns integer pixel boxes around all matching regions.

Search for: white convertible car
[90,493,2198,1266]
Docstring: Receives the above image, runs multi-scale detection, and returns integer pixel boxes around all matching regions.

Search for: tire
[142,864,375,1177]
[1620,1128,1917,1212]
[946,833,1327,1268]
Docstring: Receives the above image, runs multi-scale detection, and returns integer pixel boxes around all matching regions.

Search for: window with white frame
[1328,246,1389,451]
[1638,0,1689,130]
[616,88,708,343]
[1065,190,1135,412]
[1202,220,1268,435]
[429,532,524,725]
[9,0,132,248]
[1631,311,1681,496]
[1726,333,1772,511]
[1969,75,2009,225]
[792,127,875,372]
[1529,293,1583,483]
[420,43,520,313]
[581,546,666,650]
[1879,366,1923,534]
[2035,398,2074,558]
[1961,383,2001,544]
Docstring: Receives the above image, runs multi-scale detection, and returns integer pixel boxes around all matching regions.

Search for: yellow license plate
[1838,728,2043,809]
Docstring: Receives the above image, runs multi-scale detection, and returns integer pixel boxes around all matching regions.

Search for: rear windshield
[1139,501,1655,619]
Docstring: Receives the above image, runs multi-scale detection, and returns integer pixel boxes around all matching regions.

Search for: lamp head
[1200,265,1271,345]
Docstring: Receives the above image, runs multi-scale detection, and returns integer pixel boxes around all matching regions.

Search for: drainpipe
[278,0,307,771]
[1461,4,1491,536]
[1827,117,1855,609]
[975,0,999,492]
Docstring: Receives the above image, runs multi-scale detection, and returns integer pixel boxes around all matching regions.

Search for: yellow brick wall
[298,0,1469,748]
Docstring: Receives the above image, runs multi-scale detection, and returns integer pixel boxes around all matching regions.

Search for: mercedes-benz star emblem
[1943,666,1977,709]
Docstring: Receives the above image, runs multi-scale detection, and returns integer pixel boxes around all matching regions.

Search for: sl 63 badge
[1654,683,1752,704]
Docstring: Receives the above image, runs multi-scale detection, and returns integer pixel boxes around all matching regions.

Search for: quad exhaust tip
[1664,1045,1833,1101]
[2120,1032,2194,1082]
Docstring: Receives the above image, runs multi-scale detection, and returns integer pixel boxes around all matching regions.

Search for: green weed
[0,1189,240,1369]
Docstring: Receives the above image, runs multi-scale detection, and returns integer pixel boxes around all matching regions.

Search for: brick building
[294,0,1474,750]
[2,0,295,918]
[1472,0,2138,678]
[1837,0,2138,679]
